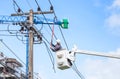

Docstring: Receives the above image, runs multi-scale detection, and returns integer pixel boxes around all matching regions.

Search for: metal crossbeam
[0,15,62,25]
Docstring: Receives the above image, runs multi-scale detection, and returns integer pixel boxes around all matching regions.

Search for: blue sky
[0,0,120,79]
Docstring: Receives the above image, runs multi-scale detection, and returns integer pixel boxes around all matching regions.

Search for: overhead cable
[35,0,40,8]
[41,13,57,40]
[43,40,56,72]
[47,0,69,50]
[34,16,44,31]
[7,24,18,34]
[34,0,57,40]
[16,31,26,44]
[12,0,24,13]
[0,34,21,36]
[25,0,32,9]
[42,36,50,45]
[0,39,26,66]
[47,0,57,19]
[58,26,69,50]
[0,30,17,32]
[72,62,85,79]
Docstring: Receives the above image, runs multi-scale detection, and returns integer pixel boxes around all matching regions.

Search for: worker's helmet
[56,39,61,43]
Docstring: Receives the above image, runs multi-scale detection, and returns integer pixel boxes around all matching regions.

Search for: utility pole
[28,9,34,79]
[11,9,53,79]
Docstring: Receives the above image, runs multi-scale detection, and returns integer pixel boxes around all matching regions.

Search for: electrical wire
[34,16,44,31]
[42,15,57,40]
[0,34,21,36]
[15,68,27,79]
[0,40,26,66]
[43,41,56,73]
[0,30,12,31]
[47,0,57,19]
[48,0,52,6]
[13,1,18,13]
[47,0,69,50]
[25,0,32,9]
[35,0,40,8]
[7,24,18,34]
[72,62,85,79]
[0,48,26,76]
[39,24,44,31]
[34,16,53,39]
[33,72,42,79]
[0,40,30,78]
[42,35,50,45]
[0,34,40,79]
[7,24,13,34]
[16,31,26,43]
[58,26,69,50]
[34,0,57,40]
[12,0,24,13]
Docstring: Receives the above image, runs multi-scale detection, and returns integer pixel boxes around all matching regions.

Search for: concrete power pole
[11,9,53,79]
[28,9,34,79]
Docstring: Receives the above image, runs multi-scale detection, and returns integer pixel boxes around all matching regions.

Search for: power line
[33,72,42,79]
[7,24,19,34]
[0,39,26,66]
[58,26,69,50]
[12,0,24,13]
[0,34,21,36]
[25,0,32,9]
[0,30,13,31]
[34,16,53,38]
[48,0,52,6]
[33,16,44,31]
[34,0,57,40]
[72,62,85,79]
[43,41,56,72]
[42,35,50,45]
[41,12,57,40]
[13,1,18,13]
[35,0,40,8]
[47,0,57,19]
[47,0,69,50]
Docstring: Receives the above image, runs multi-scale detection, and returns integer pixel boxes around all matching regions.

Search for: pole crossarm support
[11,10,54,16]
[0,15,26,23]
[0,15,62,25]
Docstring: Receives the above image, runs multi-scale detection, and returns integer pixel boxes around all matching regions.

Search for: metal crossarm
[0,15,27,23]
[0,15,62,25]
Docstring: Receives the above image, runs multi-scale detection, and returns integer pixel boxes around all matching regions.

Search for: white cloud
[105,0,120,35]
[81,48,120,79]
[109,0,120,9]
[105,14,120,28]
[105,14,120,35]
[109,48,120,54]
